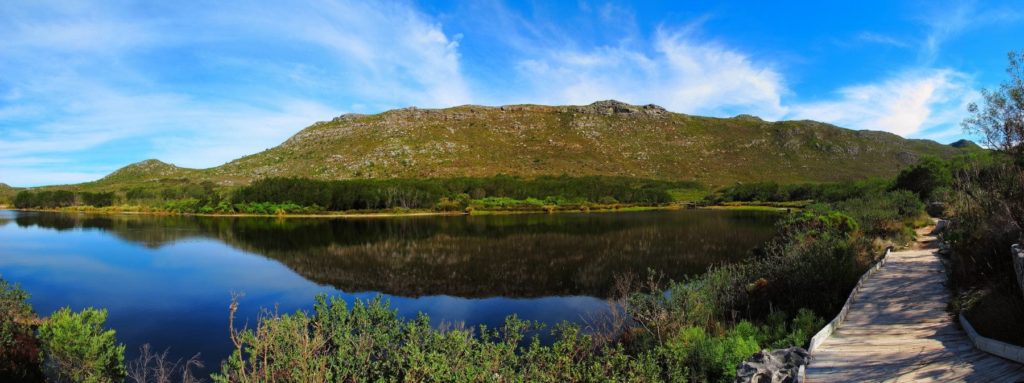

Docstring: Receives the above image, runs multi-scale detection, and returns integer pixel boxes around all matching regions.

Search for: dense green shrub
[213,296,658,383]
[773,206,858,241]
[213,294,820,383]
[13,190,76,209]
[656,205,878,326]
[750,233,863,317]
[659,325,759,383]
[711,179,890,204]
[124,188,152,202]
[231,175,697,212]
[948,51,1024,346]
[13,190,117,209]
[893,156,952,201]
[38,307,126,383]
[78,192,116,208]
[945,159,1024,289]
[831,190,924,239]
[0,276,43,381]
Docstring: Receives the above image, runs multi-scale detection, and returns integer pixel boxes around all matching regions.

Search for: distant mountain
[77,100,970,190]
[97,159,199,184]
[949,139,983,150]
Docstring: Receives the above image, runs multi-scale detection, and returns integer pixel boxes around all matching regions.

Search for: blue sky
[1,1,1022,186]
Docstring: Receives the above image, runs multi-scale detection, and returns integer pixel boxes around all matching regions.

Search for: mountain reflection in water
[11,209,779,298]
[0,209,778,371]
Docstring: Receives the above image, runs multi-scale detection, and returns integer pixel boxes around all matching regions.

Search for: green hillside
[69,100,969,191]
[0,183,17,205]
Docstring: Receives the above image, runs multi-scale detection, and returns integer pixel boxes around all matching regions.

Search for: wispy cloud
[855,31,909,48]
[210,0,472,108]
[918,1,1023,63]
[0,0,471,186]
[514,26,788,119]
[788,70,976,139]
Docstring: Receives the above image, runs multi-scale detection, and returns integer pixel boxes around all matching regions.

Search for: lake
[0,208,779,375]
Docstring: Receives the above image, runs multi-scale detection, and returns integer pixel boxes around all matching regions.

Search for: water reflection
[11,210,778,298]
[0,209,778,372]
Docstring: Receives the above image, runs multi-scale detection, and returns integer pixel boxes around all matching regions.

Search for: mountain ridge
[66,100,971,190]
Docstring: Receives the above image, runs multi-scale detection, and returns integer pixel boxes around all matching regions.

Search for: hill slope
[0,183,17,204]
[84,100,968,190]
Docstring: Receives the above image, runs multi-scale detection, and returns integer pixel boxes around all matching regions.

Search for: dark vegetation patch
[942,50,1024,347]
[13,176,703,215]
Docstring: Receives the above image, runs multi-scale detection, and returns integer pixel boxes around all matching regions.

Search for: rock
[926,202,945,217]
[331,113,366,122]
[571,100,668,116]
[734,347,810,383]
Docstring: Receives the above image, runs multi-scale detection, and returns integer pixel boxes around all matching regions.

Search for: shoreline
[4,204,698,219]
[3,201,797,219]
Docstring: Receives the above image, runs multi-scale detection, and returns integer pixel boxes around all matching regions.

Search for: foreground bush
[213,294,822,383]
[945,160,1024,288]
[214,296,660,383]
[943,158,1024,345]
[38,307,126,383]
[947,50,1024,346]
[0,277,42,381]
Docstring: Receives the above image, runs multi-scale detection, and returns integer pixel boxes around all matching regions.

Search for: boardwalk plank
[806,230,1024,382]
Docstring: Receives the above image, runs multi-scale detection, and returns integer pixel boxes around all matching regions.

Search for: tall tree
[963,50,1024,162]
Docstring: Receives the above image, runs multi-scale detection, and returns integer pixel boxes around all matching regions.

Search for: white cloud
[788,70,976,138]
[0,1,158,53]
[148,99,338,168]
[0,169,107,187]
[918,2,1023,64]
[209,0,471,108]
[0,77,339,185]
[514,27,788,119]
[0,0,471,185]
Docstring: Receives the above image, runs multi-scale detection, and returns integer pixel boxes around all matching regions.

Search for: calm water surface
[0,209,778,373]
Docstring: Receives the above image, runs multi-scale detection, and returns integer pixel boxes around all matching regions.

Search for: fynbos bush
[0,277,43,381]
[38,307,126,383]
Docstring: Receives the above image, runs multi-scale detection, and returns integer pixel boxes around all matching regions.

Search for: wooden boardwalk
[806,229,1024,382]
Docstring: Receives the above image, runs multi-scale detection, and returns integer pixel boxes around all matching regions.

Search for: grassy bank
[705,201,808,212]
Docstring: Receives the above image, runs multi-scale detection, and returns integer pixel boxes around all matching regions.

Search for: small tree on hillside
[963,50,1024,163]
